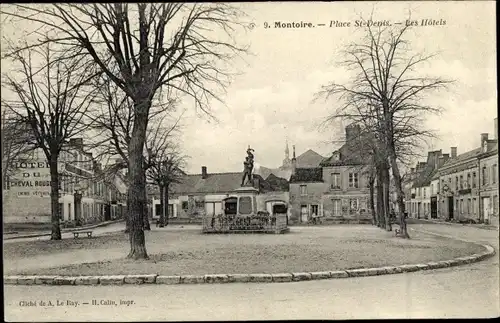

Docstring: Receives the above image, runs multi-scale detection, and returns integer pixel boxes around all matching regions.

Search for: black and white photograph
[1,1,498,321]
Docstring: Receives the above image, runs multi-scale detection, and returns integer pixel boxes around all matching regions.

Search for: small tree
[2,45,98,239]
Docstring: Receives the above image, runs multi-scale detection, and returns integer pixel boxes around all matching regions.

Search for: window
[467,173,471,188]
[348,173,359,188]
[155,204,162,216]
[349,198,359,214]
[330,173,341,189]
[493,195,499,215]
[460,199,464,214]
[473,172,477,188]
[239,196,252,215]
[467,198,471,214]
[437,182,440,194]
[459,175,463,189]
[492,165,497,184]
[310,204,319,216]
[472,198,477,214]
[482,167,488,185]
[300,185,307,196]
[332,199,341,216]
[423,188,427,198]
[68,203,72,221]
[455,176,459,190]
[181,201,188,210]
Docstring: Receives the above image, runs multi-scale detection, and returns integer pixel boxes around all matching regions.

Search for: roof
[295,149,325,167]
[441,148,481,168]
[167,171,287,195]
[412,166,437,188]
[290,167,323,183]
[170,172,242,194]
[320,141,369,167]
[255,166,292,181]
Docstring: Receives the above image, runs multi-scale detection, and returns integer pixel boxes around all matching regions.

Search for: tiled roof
[290,167,323,183]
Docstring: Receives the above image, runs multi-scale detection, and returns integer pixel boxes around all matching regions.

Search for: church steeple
[281,138,292,169]
[285,138,290,160]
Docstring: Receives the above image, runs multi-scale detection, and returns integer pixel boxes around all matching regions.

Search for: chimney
[480,133,489,146]
[291,145,297,175]
[201,166,207,179]
[450,147,457,159]
[494,118,498,140]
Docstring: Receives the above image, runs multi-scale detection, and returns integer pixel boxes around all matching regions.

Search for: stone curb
[412,218,499,231]
[4,232,495,286]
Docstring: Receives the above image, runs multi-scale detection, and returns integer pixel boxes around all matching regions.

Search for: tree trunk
[126,106,149,260]
[388,151,410,239]
[165,184,170,226]
[369,176,377,226]
[49,156,62,240]
[382,164,392,231]
[159,184,165,227]
[376,167,385,229]
[143,174,151,231]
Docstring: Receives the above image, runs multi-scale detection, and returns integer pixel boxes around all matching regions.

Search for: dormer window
[483,140,488,153]
[332,151,340,161]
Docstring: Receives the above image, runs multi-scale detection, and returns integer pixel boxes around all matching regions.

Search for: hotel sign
[6,160,53,198]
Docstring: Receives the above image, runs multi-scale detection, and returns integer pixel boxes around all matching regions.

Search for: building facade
[3,138,127,225]
[408,150,449,219]
[289,124,371,224]
[477,131,498,225]
[436,119,498,223]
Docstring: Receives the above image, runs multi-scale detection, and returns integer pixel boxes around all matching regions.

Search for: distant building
[148,166,290,222]
[289,124,372,224]
[255,141,326,181]
[436,118,498,224]
[408,150,449,219]
[3,138,127,225]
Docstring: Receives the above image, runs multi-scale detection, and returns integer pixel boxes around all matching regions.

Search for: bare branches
[1,43,99,160]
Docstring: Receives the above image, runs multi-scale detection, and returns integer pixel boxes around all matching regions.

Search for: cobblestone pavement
[4,223,499,321]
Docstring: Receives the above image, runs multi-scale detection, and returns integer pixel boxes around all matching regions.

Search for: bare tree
[146,133,187,228]
[317,21,452,238]
[1,45,98,240]
[2,3,247,258]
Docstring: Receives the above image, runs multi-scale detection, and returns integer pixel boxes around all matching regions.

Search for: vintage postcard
[2,1,498,321]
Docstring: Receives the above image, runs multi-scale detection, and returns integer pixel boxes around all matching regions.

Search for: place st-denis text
[265,19,446,29]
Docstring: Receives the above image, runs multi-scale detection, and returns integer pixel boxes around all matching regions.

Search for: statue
[241,145,255,186]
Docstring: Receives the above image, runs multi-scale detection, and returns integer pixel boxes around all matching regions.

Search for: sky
[1,2,497,174]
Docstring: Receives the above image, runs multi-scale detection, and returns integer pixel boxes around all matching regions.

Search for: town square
[1,1,498,321]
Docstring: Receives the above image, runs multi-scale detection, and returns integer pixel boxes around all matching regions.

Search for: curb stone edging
[4,232,495,286]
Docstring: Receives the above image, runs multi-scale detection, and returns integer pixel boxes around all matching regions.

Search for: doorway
[482,197,490,224]
[447,197,454,220]
[300,205,308,223]
[430,197,437,219]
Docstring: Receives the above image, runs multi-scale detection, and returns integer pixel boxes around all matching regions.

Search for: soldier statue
[241,146,255,186]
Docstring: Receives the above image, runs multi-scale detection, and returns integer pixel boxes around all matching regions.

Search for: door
[447,197,454,220]
[430,197,437,219]
[483,197,490,223]
[417,202,421,219]
[301,205,308,223]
